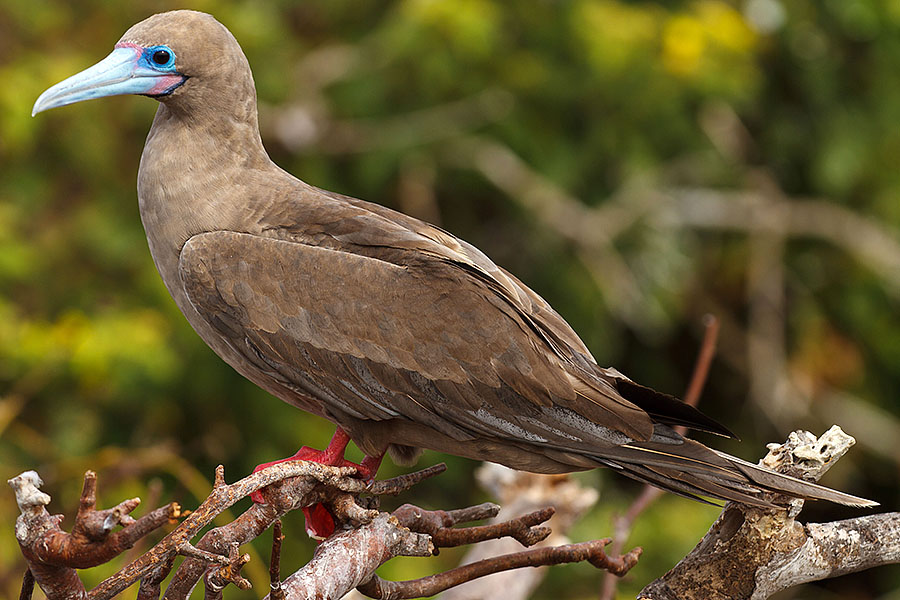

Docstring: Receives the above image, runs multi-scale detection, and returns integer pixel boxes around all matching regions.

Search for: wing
[178,227,875,508]
[178,229,657,457]
[256,187,733,438]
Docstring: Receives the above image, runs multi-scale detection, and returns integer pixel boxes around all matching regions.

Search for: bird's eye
[152,49,171,66]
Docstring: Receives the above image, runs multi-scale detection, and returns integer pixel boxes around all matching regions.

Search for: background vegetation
[2,0,899,597]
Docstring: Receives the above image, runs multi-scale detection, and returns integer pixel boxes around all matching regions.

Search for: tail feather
[711,450,879,508]
[599,458,725,506]
[614,460,778,507]
[591,440,878,508]
[613,378,737,438]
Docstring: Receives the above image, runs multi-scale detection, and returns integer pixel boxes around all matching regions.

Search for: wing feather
[178,230,655,452]
[177,224,876,507]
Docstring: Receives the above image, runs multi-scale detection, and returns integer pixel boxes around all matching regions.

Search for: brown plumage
[33,10,875,508]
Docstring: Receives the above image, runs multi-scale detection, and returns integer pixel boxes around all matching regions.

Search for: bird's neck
[136,101,285,303]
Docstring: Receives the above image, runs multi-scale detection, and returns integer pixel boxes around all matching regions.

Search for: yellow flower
[662,15,706,76]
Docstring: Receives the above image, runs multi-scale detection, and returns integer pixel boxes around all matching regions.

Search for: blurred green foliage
[2,0,900,598]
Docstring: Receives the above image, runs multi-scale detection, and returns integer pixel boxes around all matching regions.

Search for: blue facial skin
[32,44,186,115]
[141,45,177,72]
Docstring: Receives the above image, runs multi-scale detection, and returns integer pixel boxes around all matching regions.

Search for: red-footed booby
[33,10,875,536]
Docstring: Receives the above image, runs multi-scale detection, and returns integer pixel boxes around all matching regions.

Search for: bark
[639,427,894,600]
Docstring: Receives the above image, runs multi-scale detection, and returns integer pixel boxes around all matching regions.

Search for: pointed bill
[32,46,183,116]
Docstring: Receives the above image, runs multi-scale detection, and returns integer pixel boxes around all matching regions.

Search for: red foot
[250,427,385,540]
[302,502,336,540]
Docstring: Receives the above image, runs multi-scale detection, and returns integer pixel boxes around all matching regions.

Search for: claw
[248,428,383,539]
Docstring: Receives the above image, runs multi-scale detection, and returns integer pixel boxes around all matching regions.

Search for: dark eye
[152,49,171,65]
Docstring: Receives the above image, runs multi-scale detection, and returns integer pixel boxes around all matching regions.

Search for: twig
[164,462,446,598]
[83,461,356,600]
[9,470,176,600]
[440,467,599,600]
[157,461,357,600]
[331,493,380,527]
[19,569,34,600]
[204,542,251,596]
[357,539,642,599]
[269,520,285,600]
[443,502,502,523]
[366,463,447,495]
[22,427,873,600]
[681,314,720,410]
[252,475,620,599]
[394,504,553,547]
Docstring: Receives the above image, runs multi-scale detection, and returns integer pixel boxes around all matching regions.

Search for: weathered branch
[96,460,361,600]
[203,542,252,597]
[438,465,600,600]
[268,520,285,600]
[13,420,884,600]
[164,463,448,599]
[266,512,433,600]
[12,459,638,600]
[356,539,641,599]
[392,503,552,547]
[639,427,893,600]
[9,470,177,600]
[268,501,638,599]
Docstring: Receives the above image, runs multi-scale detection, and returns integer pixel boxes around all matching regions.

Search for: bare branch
[638,427,891,600]
[393,503,553,548]
[204,542,252,595]
[262,496,623,599]
[17,426,881,600]
[366,462,447,495]
[750,512,900,598]
[268,520,285,600]
[356,539,642,599]
[267,512,434,600]
[681,314,719,410]
[438,466,599,600]
[9,470,175,600]
[161,461,357,599]
[164,462,445,598]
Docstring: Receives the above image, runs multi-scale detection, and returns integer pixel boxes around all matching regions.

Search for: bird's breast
[136,113,327,417]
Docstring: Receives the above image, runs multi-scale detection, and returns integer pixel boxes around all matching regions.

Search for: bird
[33,10,875,536]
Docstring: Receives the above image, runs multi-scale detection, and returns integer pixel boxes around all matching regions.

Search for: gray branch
[639,427,897,600]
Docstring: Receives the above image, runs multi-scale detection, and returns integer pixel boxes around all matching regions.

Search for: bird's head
[33,10,254,118]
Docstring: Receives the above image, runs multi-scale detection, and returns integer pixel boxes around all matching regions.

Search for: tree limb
[639,427,894,600]
[356,539,641,599]
[9,470,177,600]
[10,460,639,600]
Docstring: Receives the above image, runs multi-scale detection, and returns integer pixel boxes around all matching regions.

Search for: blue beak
[32,46,183,116]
